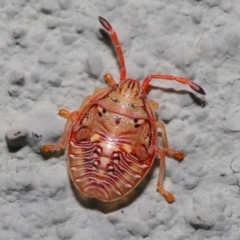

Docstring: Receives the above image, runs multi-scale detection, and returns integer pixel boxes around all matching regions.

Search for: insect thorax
[96,91,148,119]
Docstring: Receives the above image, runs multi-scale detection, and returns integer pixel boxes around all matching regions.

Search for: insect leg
[41,110,78,153]
[156,121,185,161]
[156,149,175,203]
[99,16,126,81]
[58,109,70,118]
[142,74,205,95]
[104,73,117,87]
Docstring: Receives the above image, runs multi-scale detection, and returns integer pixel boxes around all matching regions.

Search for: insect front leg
[41,109,78,153]
[156,121,185,161]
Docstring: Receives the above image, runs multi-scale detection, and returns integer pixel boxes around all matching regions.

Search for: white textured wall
[2,1,240,239]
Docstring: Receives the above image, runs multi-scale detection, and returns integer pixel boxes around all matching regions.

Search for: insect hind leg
[156,149,175,203]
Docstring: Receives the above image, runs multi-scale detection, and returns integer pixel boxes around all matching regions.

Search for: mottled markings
[112,98,120,103]
[90,133,101,142]
[97,106,107,117]
[100,156,110,165]
[115,117,121,125]
[128,103,135,108]
[133,118,145,128]
[112,152,120,161]
[93,160,99,168]
[121,144,132,153]
[107,165,115,172]
[93,146,102,155]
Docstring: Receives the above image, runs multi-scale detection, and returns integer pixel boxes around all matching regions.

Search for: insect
[41,17,205,203]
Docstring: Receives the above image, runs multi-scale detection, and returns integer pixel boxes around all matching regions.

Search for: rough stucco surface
[2,0,240,239]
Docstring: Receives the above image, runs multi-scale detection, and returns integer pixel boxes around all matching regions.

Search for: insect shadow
[149,85,207,107]
[69,160,158,214]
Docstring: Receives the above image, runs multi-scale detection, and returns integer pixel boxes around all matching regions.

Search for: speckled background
[2,1,240,239]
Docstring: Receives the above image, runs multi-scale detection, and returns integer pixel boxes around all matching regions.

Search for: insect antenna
[99,16,126,81]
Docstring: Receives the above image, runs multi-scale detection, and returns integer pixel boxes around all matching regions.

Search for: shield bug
[41,17,205,203]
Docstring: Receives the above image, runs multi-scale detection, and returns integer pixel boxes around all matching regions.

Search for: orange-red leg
[59,109,71,119]
[104,73,117,87]
[157,149,175,203]
[99,17,126,81]
[156,121,185,161]
[142,74,205,95]
[41,109,78,152]
[156,122,184,203]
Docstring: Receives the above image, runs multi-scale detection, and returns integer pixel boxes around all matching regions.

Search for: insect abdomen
[67,104,156,201]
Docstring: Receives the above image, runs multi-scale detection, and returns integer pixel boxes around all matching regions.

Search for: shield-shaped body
[68,85,158,202]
